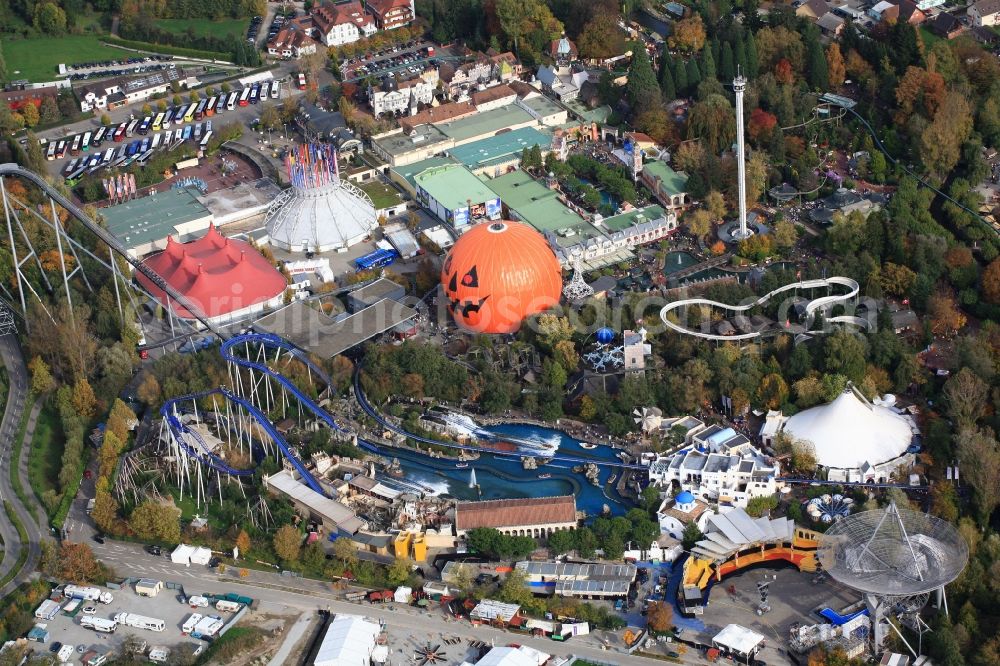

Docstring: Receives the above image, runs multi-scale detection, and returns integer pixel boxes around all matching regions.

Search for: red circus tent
[136,224,286,319]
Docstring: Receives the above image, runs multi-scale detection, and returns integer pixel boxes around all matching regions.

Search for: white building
[656,491,713,541]
[312,0,377,46]
[649,443,780,509]
[368,76,434,117]
[77,67,185,112]
[551,205,678,268]
[535,64,589,102]
[314,614,381,666]
[623,328,650,371]
[968,0,1000,26]
[760,385,919,483]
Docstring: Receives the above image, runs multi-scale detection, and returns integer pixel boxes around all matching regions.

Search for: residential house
[868,0,896,20]
[364,0,415,30]
[972,24,1000,45]
[930,11,965,38]
[369,76,434,117]
[266,18,319,59]
[896,0,927,24]
[488,50,521,81]
[536,64,589,102]
[796,0,830,20]
[816,11,845,35]
[312,0,376,46]
[648,444,781,510]
[915,0,944,9]
[968,0,1000,26]
[1,84,59,112]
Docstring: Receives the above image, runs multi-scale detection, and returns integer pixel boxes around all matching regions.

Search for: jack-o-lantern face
[439,221,563,334]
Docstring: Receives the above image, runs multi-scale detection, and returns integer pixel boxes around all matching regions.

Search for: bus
[85,155,102,173]
[125,119,139,137]
[113,123,127,142]
[173,106,186,124]
[56,140,67,158]
[238,87,251,106]
[126,140,141,157]
[249,83,260,104]
[183,103,197,123]
[182,125,192,141]
[46,142,57,161]
[162,111,171,130]
[205,96,216,117]
[297,73,307,90]
[204,120,212,133]
[227,91,238,111]
[139,137,150,153]
[62,158,79,177]
[355,248,399,271]
[92,126,107,146]
[215,95,226,114]
[151,133,162,150]
[270,80,279,99]
[153,112,165,131]
[138,116,152,135]
[194,99,207,120]
[102,147,114,164]
[81,131,91,152]
[70,134,82,156]
[200,131,213,150]
[193,123,202,142]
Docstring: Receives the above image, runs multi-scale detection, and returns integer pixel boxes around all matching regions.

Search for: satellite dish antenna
[818,501,968,657]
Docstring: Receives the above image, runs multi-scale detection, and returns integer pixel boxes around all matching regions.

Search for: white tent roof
[780,387,913,470]
[713,624,765,656]
[171,544,194,564]
[474,647,545,666]
[267,181,378,252]
[314,615,380,666]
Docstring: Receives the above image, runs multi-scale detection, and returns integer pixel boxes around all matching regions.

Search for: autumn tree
[756,373,789,410]
[774,58,794,85]
[876,262,917,297]
[331,536,359,566]
[273,524,302,562]
[28,356,55,394]
[136,374,161,406]
[51,542,105,584]
[386,557,412,586]
[956,427,1000,526]
[983,256,1000,304]
[704,190,726,220]
[748,108,777,142]
[685,209,712,239]
[669,15,706,53]
[687,94,735,154]
[647,600,673,632]
[493,0,562,60]
[234,529,251,557]
[577,11,625,61]
[927,288,966,335]
[943,368,988,429]
[773,219,797,249]
[920,91,973,180]
[72,377,97,418]
[91,490,120,534]
[826,43,846,87]
[21,102,39,128]
[129,501,181,543]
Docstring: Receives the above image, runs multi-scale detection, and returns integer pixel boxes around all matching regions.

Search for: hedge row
[102,37,231,62]
[0,501,30,590]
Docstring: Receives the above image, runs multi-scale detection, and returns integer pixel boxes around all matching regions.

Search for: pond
[663,251,700,275]
[382,423,631,517]
[678,267,747,284]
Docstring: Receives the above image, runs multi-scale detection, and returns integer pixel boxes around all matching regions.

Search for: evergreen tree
[711,38,721,76]
[660,61,676,101]
[701,43,716,81]
[745,32,760,79]
[686,58,702,90]
[744,0,762,31]
[529,144,542,166]
[769,129,786,165]
[806,38,829,91]
[658,44,673,82]
[721,42,735,82]
[735,36,747,76]
[626,41,661,114]
[674,58,689,97]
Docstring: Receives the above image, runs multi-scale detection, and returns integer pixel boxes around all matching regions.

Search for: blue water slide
[819,607,869,626]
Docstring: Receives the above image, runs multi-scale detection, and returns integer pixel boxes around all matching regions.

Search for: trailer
[62,598,81,615]
[215,600,241,612]
[181,613,203,635]
[188,595,210,608]
[135,579,163,597]
[148,646,171,663]
[35,599,61,620]
[80,616,118,633]
[57,644,75,663]
[191,615,224,639]
[114,612,166,632]
[64,586,112,604]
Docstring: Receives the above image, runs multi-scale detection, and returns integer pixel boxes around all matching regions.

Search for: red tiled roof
[367,0,412,15]
[401,101,476,132]
[313,0,371,33]
[471,84,516,107]
[455,495,577,531]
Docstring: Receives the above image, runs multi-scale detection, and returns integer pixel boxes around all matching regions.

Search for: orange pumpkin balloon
[441,221,563,334]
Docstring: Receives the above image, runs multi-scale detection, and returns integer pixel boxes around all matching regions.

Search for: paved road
[88,538,693,665]
[0,333,48,597]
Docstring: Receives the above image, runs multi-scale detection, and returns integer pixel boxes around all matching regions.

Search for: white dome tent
[773,384,918,483]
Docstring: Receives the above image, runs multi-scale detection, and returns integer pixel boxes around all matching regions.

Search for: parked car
[145,544,162,556]
[92,534,105,544]
[49,642,62,653]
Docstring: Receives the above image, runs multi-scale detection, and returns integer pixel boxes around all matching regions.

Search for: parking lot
[340,42,457,83]
[35,581,245,662]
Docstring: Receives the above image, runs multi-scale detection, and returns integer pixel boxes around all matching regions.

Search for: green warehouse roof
[101,187,212,248]
[601,204,669,232]
[448,127,550,169]
[393,156,459,189]
[487,170,599,245]
[434,104,537,143]
[414,165,500,212]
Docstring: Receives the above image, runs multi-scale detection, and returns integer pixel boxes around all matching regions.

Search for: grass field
[153,17,248,40]
[360,181,404,210]
[27,403,65,502]
[0,35,126,82]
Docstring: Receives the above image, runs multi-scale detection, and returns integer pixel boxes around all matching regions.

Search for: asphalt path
[0,333,47,597]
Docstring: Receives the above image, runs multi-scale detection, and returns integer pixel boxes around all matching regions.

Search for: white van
[57,644,74,663]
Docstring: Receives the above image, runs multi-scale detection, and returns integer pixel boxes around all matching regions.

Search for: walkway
[267,612,314,666]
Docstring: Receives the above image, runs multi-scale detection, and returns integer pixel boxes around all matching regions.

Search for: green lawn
[360,181,404,210]
[0,35,126,82]
[153,17,248,40]
[919,27,942,50]
[27,404,65,501]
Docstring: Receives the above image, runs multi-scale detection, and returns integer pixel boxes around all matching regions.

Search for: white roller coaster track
[659,276,869,341]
